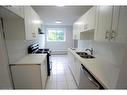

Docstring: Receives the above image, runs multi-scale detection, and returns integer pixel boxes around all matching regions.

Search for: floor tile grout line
[46,55,77,89]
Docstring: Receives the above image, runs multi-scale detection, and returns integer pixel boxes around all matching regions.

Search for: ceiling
[32,6,92,26]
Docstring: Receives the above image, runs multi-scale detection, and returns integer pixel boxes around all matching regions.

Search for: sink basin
[76,52,95,59]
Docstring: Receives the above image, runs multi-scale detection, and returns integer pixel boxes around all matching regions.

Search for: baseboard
[51,50,67,55]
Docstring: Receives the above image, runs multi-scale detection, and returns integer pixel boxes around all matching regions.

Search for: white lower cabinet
[10,58,47,89]
[68,50,81,86]
[68,51,75,74]
[73,58,81,86]
[41,59,47,89]
[10,64,42,89]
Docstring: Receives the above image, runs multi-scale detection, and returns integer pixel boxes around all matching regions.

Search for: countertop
[68,48,120,89]
[9,54,47,65]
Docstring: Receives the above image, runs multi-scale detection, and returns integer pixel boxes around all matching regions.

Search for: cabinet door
[80,10,89,32]
[67,51,74,74]
[67,51,72,68]
[95,6,113,41]
[68,51,81,86]
[19,6,24,18]
[87,7,96,31]
[41,58,47,89]
[80,7,96,32]
[116,6,127,43]
[73,58,81,86]
[31,8,38,40]
[24,6,38,40]
[72,24,77,39]
[110,6,120,42]
[78,17,85,32]
[24,6,33,40]
[73,23,80,40]
[10,65,42,89]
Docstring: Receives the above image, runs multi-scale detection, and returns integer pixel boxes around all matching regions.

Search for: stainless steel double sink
[76,52,95,59]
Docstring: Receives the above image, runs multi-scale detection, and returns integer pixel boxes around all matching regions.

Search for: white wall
[78,40,127,66]
[38,34,45,49]
[74,40,78,48]
[26,34,45,49]
[45,25,74,54]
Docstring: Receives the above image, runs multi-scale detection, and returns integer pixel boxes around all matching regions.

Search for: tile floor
[46,54,78,89]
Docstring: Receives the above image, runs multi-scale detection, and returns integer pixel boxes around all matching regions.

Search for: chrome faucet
[85,48,93,55]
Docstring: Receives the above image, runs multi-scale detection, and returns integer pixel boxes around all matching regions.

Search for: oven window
[47,28,66,42]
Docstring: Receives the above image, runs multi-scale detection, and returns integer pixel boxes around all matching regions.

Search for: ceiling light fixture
[55,21,62,24]
[56,5,65,7]
[55,3,65,7]
[32,20,41,24]
[75,22,83,25]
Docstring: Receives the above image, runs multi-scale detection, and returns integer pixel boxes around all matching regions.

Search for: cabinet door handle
[32,33,36,38]
[105,31,110,39]
[110,30,116,40]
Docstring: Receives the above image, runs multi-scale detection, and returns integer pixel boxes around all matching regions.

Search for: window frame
[46,28,66,42]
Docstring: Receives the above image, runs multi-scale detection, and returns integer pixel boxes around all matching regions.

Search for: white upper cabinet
[110,6,120,42]
[115,6,127,43]
[73,22,80,40]
[31,8,38,40]
[94,6,127,43]
[94,6,113,42]
[4,6,43,40]
[83,7,96,31]
[4,6,24,18]
[24,6,42,40]
[24,6,34,40]
[73,7,96,40]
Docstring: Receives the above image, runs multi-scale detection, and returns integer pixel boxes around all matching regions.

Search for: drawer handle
[105,30,110,39]
[110,30,116,40]
[32,33,36,38]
